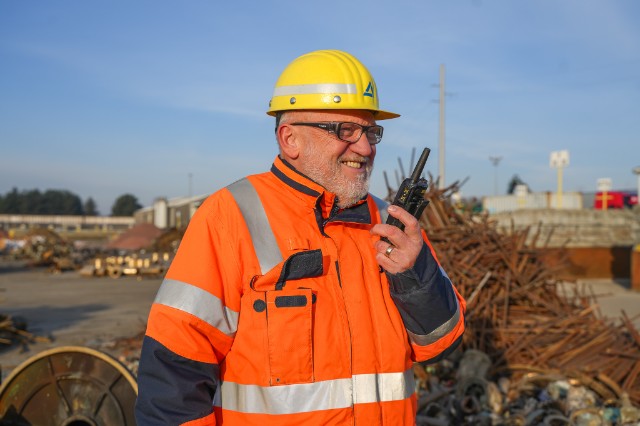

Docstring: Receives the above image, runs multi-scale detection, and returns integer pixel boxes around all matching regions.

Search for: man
[135,49,466,425]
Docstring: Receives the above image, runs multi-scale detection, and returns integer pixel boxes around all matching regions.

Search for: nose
[349,131,374,157]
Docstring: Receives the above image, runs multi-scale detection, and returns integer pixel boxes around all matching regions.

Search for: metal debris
[0,314,51,350]
[404,177,640,414]
[78,226,182,279]
[78,251,173,279]
[414,349,640,425]
[1,228,89,272]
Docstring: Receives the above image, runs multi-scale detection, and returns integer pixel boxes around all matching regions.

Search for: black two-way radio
[385,147,431,232]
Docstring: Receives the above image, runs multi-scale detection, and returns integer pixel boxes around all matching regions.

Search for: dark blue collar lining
[327,200,372,225]
[271,160,320,198]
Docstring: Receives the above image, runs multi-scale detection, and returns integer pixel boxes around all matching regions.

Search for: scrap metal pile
[79,225,182,279]
[78,251,173,279]
[409,179,640,425]
[79,224,184,279]
[0,314,50,350]
[1,228,91,272]
[1,225,183,279]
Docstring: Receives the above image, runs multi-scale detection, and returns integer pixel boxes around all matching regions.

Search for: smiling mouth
[342,160,366,169]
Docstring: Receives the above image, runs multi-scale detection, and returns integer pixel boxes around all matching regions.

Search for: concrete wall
[489,208,640,248]
[483,192,583,213]
[489,208,640,280]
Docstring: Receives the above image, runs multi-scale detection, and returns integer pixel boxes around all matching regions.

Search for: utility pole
[489,156,502,195]
[634,166,640,201]
[438,64,446,189]
[188,173,193,198]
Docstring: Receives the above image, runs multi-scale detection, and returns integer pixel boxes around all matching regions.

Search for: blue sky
[1,1,639,214]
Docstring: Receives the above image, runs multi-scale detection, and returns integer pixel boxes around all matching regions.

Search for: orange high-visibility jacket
[135,156,466,425]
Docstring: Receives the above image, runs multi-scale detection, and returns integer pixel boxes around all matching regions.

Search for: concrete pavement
[574,278,640,329]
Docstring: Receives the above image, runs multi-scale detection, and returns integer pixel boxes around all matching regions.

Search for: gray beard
[300,152,372,208]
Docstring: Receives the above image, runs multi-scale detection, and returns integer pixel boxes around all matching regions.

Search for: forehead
[290,109,376,124]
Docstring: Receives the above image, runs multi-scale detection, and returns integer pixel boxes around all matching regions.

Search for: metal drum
[0,346,137,425]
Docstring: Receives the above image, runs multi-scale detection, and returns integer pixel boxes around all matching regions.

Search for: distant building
[134,194,208,230]
[0,214,134,234]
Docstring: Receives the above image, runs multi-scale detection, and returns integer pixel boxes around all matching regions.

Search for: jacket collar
[270,156,373,226]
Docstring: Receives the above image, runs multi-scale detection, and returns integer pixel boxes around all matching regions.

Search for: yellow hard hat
[267,50,400,120]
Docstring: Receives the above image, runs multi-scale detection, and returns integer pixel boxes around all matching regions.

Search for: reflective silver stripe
[371,194,389,223]
[227,178,283,274]
[214,369,415,414]
[407,268,460,346]
[273,83,357,97]
[353,369,415,404]
[154,278,239,337]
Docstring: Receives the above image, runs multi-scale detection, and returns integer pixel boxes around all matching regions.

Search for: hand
[370,205,424,274]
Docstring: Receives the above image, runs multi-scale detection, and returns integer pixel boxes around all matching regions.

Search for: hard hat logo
[267,50,399,120]
[364,82,375,98]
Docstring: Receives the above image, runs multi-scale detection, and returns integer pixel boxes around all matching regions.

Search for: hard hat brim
[266,108,400,120]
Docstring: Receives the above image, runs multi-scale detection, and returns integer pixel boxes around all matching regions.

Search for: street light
[550,150,570,209]
[489,156,502,196]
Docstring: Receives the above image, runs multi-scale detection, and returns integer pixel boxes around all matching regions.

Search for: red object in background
[594,191,638,209]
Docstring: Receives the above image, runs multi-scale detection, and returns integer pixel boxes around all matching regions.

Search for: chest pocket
[251,250,323,385]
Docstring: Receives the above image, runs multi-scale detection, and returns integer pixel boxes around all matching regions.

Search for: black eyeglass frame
[290,122,384,145]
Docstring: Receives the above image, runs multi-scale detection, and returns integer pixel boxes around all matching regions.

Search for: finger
[376,247,411,274]
[387,206,420,235]
[384,244,395,258]
[377,248,396,267]
[373,232,402,254]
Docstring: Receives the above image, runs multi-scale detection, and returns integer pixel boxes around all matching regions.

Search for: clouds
[1,1,639,214]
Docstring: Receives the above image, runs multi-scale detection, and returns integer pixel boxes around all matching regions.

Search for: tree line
[0,188,142,217]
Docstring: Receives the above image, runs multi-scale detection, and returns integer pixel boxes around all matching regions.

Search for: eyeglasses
[290,122,384,145]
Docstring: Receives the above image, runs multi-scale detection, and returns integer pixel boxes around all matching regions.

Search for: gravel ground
[0,263,161,382]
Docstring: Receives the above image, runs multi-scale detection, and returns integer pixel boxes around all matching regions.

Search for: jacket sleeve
[135,192,244,425]
[386,235,466,364]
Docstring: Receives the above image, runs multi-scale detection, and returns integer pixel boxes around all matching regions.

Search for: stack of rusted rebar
[413,180,640,407]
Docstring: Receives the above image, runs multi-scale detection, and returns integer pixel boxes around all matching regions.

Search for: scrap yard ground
[1,263,639,383]
[0,264,161,380]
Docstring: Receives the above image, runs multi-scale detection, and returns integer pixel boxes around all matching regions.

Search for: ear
[277,124,301,160]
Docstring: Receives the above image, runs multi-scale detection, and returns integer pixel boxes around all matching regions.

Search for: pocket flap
[275,249,323,290]
[251,249,324,291]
